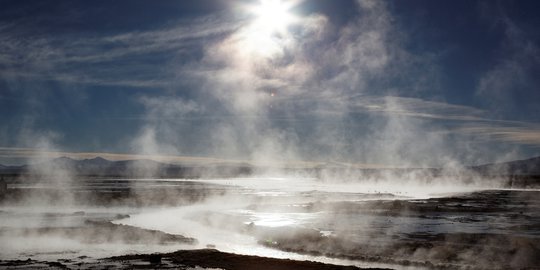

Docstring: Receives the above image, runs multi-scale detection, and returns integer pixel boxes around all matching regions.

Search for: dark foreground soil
[0,249,390,270]
[0,220,197,245]
[250,190,540,270]
[258,230,540,269]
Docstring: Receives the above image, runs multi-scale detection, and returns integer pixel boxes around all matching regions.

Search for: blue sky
[1,0,539,166]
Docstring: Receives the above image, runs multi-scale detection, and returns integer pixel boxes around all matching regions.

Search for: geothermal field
[2,0,540,269]
[0,157,539,269]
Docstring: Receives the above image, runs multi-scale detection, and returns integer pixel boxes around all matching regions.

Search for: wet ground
[0,177,539,269]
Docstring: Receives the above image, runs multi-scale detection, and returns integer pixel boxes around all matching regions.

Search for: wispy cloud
[348,96,540,146]
[0,12,241,88]
[453,124,540,146]
[348,96,486,121]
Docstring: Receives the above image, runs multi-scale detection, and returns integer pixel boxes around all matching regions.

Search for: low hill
[471,156,540,176]
[0,157,253,178]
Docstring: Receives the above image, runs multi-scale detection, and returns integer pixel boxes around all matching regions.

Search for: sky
[0,0,539,167]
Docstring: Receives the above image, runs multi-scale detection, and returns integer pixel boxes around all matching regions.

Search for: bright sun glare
[243,0,296,57]
[252,0,294,34]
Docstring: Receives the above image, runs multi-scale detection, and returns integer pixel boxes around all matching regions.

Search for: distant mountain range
[0,155,539,178]
[469,156,540,176]
[0,157,253,178]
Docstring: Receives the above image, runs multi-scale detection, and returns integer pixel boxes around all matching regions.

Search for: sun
[251,0,295,34]
[242,0,297,57]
